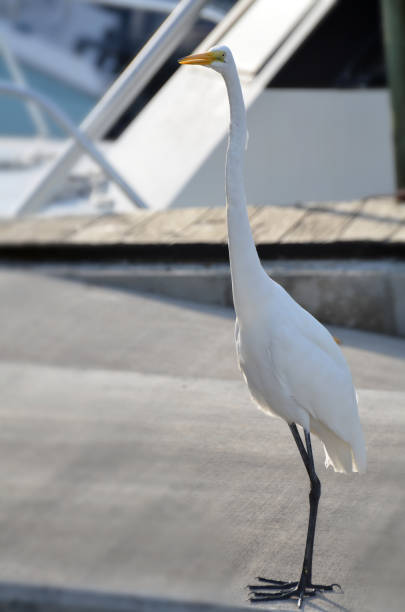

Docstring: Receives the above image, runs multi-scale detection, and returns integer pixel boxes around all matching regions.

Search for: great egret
[178,46,366,607]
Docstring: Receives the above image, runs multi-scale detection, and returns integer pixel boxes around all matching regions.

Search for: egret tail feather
[310,419,366,474]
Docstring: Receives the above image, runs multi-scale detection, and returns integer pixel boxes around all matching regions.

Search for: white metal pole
[0,82,147,211]
[18,0,209,215]
[0,36,49,137]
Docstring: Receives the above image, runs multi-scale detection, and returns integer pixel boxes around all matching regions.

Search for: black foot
[248,577,341,608]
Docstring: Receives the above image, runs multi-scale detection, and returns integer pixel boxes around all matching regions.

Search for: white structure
[172,89,394,207]
[0,0,396,215]
[109,0,394,209]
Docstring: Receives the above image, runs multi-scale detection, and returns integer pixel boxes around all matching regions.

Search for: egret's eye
[213,50,226,63]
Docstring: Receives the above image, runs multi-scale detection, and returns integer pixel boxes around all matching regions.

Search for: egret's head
[178,45,232,75]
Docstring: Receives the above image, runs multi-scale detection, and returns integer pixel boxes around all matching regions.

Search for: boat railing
[14,0,210,216]
[0,81,148,208]
[0,35,49,137]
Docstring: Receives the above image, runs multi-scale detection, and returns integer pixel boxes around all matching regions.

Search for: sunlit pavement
[0,269,404,611]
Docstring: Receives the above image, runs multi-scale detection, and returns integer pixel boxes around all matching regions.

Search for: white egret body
[179,46,366,607]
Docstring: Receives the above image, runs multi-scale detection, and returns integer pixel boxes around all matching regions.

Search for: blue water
[0,58,97,137]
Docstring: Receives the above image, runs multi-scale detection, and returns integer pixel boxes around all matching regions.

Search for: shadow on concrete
[2,267,405,391]
[0,581,252,612]
[35,266,236,320]
[65,272,405,360]
[329,324,405,361]
[308,592,352,612]
[0,580,354,612]
[18,265,405,357]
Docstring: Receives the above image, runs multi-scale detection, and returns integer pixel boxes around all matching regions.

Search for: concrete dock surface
[0,269,404,611]
[1,199,405,337]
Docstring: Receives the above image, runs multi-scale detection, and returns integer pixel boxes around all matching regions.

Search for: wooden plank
[340,198,405,241]
[390,221,405,241]
[387,201,405,242]
[123,208,207,244]
[1,198,404,249]
[251,205,307,243]
[69,213,148,244]
[184,207,227,243]
[281,200,363,243]
[185,207,261,243]
[0,216,96,244]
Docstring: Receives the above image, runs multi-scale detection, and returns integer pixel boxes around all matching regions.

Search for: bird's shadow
[302,592,351,612]
[250,592,350,612]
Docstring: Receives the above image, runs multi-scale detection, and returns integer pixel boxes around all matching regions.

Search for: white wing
[266,283,360,446]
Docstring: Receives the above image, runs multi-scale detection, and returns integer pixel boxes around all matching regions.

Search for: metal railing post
[0,36,49,137]
[0,82,147,210]
[17,0,209,216]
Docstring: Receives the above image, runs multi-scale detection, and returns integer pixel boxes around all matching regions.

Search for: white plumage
[179,44,366,606]
[234,277,366,473]
[180,45,365,474]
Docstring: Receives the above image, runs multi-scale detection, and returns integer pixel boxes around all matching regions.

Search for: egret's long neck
[223,66,266,316]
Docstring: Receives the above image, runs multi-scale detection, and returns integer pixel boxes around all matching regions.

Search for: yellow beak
[178,51,216,66]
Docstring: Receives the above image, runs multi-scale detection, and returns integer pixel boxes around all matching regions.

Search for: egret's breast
[235,319,310,427]
[236,323,283,416]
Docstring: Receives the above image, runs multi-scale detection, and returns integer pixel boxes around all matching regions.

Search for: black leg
[248,423,341,608]
[296,430,321,602]
[289,423,310,472]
